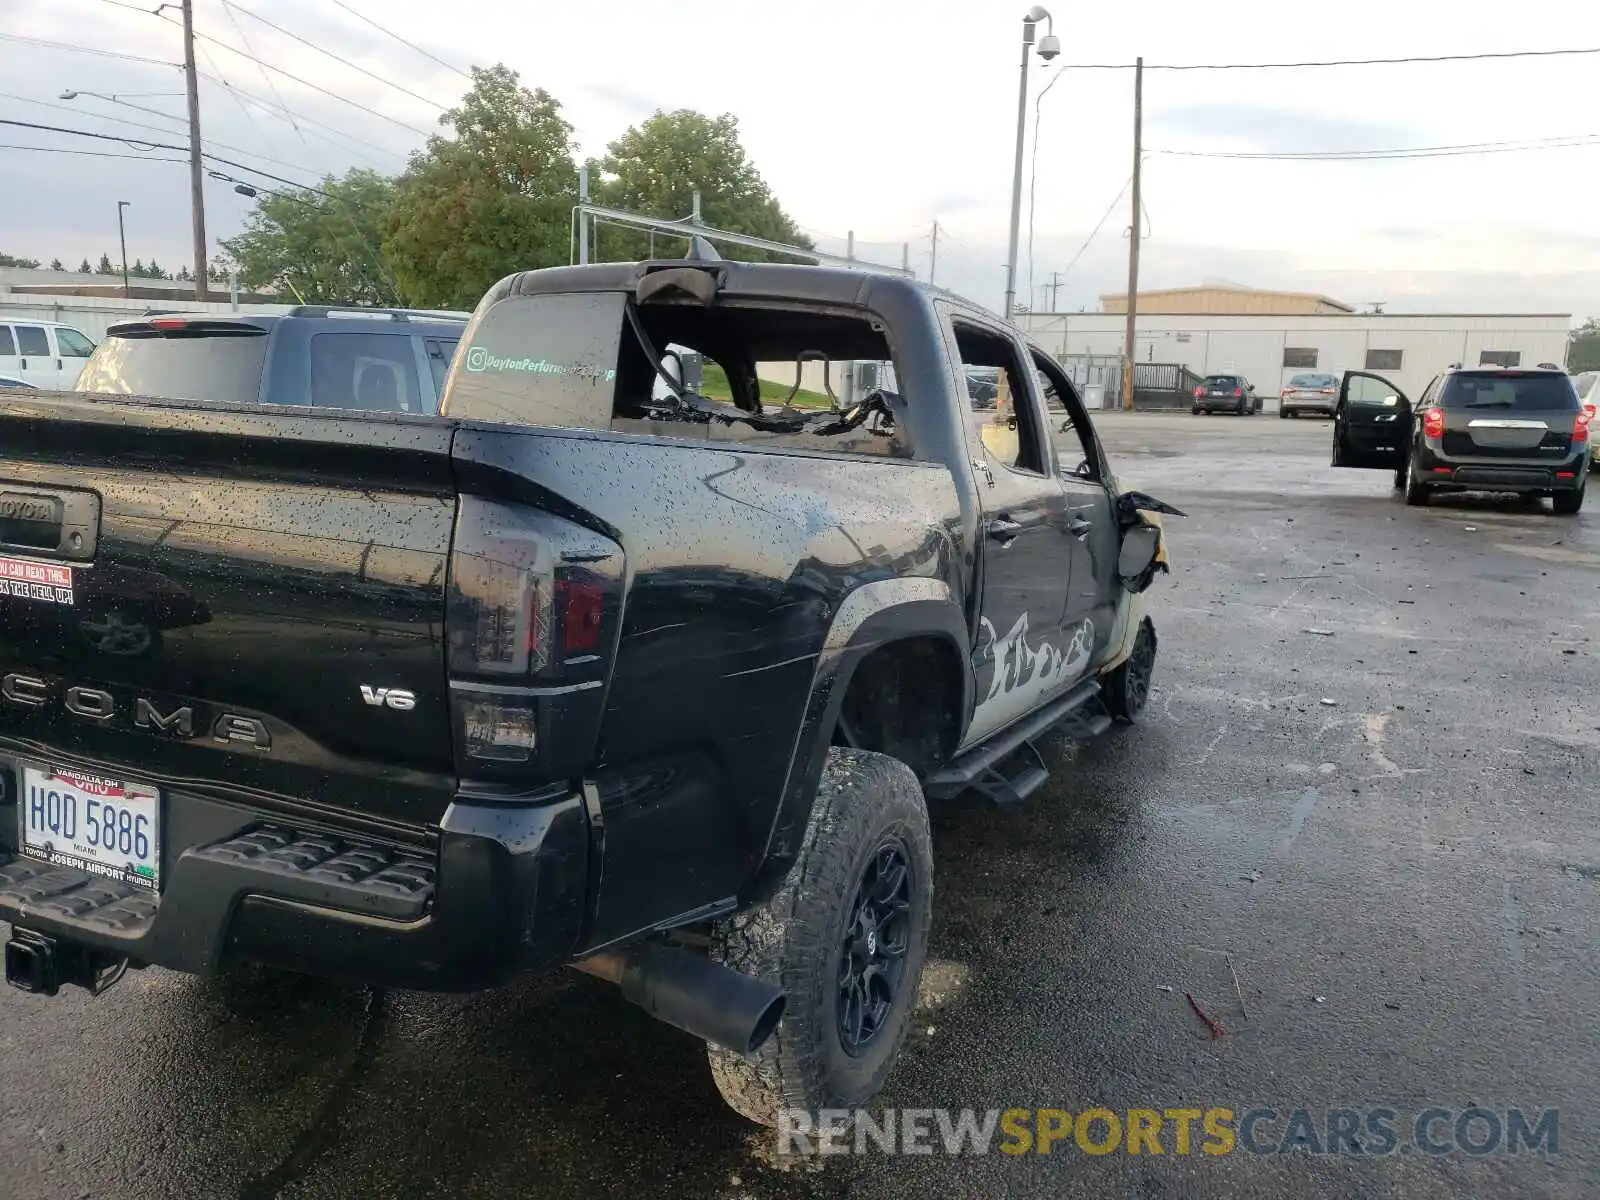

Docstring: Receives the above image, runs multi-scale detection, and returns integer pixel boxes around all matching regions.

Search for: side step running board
[926,678,1111,803]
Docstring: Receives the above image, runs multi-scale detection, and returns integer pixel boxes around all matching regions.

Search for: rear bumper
[1280,399,1335,415]
[0,770,590,991]
[1413,443,1588,492]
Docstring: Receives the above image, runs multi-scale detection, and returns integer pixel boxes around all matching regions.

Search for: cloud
[579,83,673,118]
[1151,104,1425,154]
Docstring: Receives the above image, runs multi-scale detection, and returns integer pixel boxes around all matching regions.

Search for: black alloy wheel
[837,839,914,1054]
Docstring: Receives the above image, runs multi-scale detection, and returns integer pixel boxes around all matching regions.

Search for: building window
[1479,350,1521,367]
[1283,347,1318,368]
[1365,349,1403,371]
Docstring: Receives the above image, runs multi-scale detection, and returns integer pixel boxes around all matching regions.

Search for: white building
[1018,310,1572,407]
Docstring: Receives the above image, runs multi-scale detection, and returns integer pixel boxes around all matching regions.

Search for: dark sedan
[1192,373,1259,415]
[1332,366,1589,514]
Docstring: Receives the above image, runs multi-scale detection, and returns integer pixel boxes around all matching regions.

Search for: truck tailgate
[0,394,458,832]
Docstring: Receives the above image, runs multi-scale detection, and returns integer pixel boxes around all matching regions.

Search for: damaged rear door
[1332,370,1412,469]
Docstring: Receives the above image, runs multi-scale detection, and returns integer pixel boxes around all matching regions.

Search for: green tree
[0,252,42,268]
[130,258,148,278]
[1569,319,1600,374]
[77,258,93,274]
[221,169,398,304]
[145,258,168,280]
[95,253,116,275]
[48,258,64,271]
[385,65,576,309]
[176,265,194,282]
[594,110,811,263]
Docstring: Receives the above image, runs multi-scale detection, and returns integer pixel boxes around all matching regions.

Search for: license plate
[1210,391,1226,397]
[19,764,160,890]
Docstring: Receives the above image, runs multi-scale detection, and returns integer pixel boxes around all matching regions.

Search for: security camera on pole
[1004,7,1058,324]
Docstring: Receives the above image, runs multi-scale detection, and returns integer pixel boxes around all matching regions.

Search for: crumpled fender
[1098,493,1181,674]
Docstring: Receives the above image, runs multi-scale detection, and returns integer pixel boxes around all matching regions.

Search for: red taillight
[1422,406,1445,439]
[446,497,620,776]
[148,317,188,330]
[1576,408,1592,445]
[559,578,605,654]
[1194,386,1204,398]
[1233,387,1243,397]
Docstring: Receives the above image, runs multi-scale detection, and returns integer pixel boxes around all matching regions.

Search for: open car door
[1331,370,1412,469]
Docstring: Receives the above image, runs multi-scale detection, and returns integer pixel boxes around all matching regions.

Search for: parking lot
[4,410,1598,1200]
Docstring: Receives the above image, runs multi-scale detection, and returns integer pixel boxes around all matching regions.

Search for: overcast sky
[3,0,1598,318]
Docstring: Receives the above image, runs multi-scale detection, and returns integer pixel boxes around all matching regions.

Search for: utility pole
[180,0,207,300]
[1048,270,1063,312]
[1120,56,1143,411]
[116,200,131,297]
[929,220,939,286]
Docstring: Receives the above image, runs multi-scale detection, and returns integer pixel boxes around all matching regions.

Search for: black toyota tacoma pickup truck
[0,245,1174,1124]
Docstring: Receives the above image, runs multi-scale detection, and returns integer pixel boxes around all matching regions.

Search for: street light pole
[116,201,131,296]
[1004,7,1058,323]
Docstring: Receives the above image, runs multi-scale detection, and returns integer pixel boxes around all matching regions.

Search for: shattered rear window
[442,291,912,458]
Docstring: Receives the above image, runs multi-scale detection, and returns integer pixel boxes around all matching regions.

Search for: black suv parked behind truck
[73,305,467,412]
[1332,365,1589,512]
[0,247,1176,1124]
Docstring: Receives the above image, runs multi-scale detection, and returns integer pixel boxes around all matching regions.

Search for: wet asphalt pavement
[6,412,1600,1199]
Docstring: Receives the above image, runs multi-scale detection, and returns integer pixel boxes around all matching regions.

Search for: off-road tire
[1552,485,1585,515]
[1101,616,1157,723]
[707,747,933,1126]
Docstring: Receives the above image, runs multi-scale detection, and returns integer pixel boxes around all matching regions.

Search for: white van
[0,321,97,390]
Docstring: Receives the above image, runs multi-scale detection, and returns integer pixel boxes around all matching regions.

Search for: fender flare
[747,578,970,901]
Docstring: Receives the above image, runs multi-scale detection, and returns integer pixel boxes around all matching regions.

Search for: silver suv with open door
[1331,367,1590,514]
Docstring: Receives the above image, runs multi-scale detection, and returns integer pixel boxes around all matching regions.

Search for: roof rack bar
[283,305,471,321]
[573,203,913,276]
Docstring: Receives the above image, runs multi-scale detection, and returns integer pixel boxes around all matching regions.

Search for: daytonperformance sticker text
[463,345,616,382]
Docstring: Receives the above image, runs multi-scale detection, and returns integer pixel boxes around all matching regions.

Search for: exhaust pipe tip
[743,991,786,1056]
[577,941,787,1056]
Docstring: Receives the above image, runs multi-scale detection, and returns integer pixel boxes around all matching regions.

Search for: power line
[0,119,326,191]
[0,91,340,174]
[0,142,188,164]
[1056,175,1133,281]
[0,31,178,67]
[220,0,452,111]
[1155,133,1600,161]
[192,71,406,165]
[1059,46,1600,71]
[328,0,472,81]
[200,18,404,304]
[152,15,433,137]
